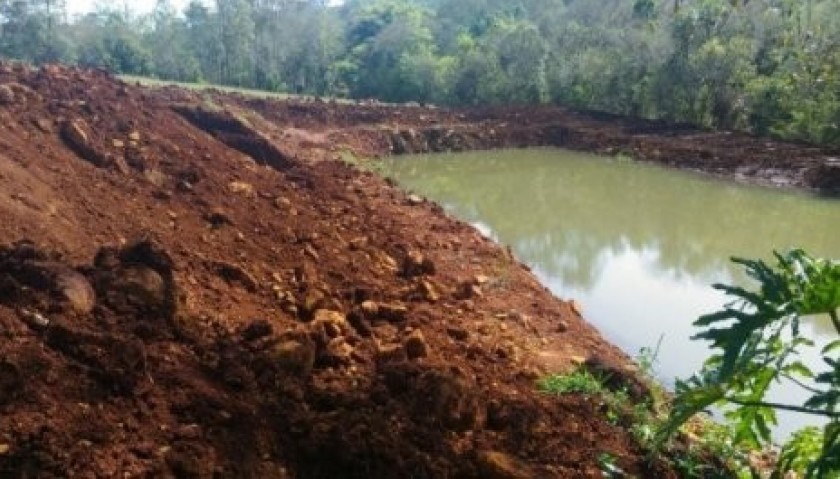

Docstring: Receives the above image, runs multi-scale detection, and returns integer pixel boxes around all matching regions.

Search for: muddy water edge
[382,147,840,438]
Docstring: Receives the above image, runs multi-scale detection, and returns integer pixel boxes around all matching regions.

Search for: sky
[66,0,199,17]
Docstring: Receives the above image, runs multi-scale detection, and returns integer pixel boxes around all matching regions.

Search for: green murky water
[383,148,840,437]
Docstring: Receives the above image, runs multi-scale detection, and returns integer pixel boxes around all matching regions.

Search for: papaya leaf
[658,250,840,475]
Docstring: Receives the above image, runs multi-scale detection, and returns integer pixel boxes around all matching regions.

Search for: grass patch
[538,370,607,396]
[117,75,356,103]
[119,75,293,100]
[538,362,752,477]
[339,151,391,176]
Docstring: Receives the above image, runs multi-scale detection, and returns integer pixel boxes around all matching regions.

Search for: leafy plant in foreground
[657,250,840,477]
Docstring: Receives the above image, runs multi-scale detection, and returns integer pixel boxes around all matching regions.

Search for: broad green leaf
[783,361,815,380]
[823,340,840,355]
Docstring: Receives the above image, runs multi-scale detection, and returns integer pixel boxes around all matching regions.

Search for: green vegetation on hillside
[2,0,838,143]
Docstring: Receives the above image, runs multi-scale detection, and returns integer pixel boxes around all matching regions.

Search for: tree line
[1,0,839,146]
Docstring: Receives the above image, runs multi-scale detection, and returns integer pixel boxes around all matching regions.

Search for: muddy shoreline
[218,95,840,195]
[0,64,827,478]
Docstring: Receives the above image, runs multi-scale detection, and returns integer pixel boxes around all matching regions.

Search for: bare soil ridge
[0,64,825,478]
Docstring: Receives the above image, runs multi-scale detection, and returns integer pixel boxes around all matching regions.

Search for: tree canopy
[1,0,839,145]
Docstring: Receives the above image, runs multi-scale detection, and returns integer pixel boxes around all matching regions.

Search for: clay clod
[270,337,316,377]
[0,243,96,314]
[61,118,106,166]
[93,239,179,318]
[402,251,435,277]
[476,451,534,479]
[0,84,15,105]
[404,330,430,359]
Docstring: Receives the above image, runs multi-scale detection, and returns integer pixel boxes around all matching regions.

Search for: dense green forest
[1,0,839,145]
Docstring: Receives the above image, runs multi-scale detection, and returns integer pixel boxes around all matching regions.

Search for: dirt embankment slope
[0,64,669,478]
[0,64,827,478]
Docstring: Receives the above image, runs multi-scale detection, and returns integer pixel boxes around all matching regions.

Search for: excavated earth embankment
[0,64,832,478]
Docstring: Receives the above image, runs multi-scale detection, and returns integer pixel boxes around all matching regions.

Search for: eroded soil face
[2,63,827,478]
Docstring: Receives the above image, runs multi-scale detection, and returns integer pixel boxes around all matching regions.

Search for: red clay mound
[0,63,697,478]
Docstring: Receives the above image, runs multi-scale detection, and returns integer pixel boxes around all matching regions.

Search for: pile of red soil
[1,62,796,478]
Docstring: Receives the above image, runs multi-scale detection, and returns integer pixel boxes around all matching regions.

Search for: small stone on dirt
[112,139,125,149]
[446,327,470,341]
[349,237,367,250]
[0,444,9,455]
[323,337,354,365]
[583,355,651,402]
[61,118,107,166]
[0,84,14,104]
[455,280,482,300]
[34,118,52,133]
[176,424,202,440]
[418,279,440,302]
[228,181,255,196]
[271,339,315,376]
[517,367,542,381]
[301,289,327,316]
[402,251,435,277]
[62,119,89,148]
[304,244,319,260]
[55,268,96,314]
[204,208,233,227]
[376,343,407,363]
[359,300,407,322]
[404,330,429,359]
[0,360,22,404]
[241,319,273,341]
[128,131,141,142]
[476,451,533,479]
[213,260,258,292]
[112,156,131,175]
[101,266,167,312]
[20,309,50,329]
[274,196,292,209]
[557,319,570,333]
[375,251,398,272]
[378,302,408,322]
[360,300,378,315]
[406,194,423,205]
[310,309,348,339]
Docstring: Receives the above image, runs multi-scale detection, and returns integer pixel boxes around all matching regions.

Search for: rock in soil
[476,450,534,479]
[402,250,435,277]
[0,84,15,104]
[404,329,430,359]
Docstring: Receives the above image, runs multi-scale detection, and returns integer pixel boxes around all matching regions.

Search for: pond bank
[213,95,840,195]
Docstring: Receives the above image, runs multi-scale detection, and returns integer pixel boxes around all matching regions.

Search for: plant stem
[725,397,840,418]
[780,373,823,395]
[829,309,840,336]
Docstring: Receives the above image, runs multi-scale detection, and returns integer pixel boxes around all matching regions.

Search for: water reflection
[390,150,840,289]
[384,148,840,437]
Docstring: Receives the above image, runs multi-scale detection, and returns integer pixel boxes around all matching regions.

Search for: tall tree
[216,0,255,86]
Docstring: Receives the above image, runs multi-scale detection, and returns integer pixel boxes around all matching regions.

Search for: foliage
[657,250,840,478]
[538,369,606,396]
[539,364,741,477]
[1,0,840,145]
[598,452,625,478]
